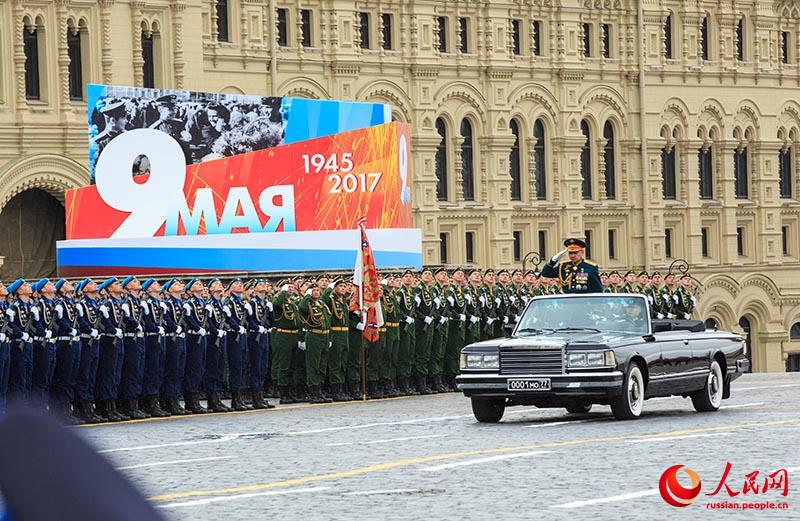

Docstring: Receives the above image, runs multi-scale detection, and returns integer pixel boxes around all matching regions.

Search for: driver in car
[612,301,647,331]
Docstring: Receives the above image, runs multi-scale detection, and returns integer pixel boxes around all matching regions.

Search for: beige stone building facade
[1,0,800,371]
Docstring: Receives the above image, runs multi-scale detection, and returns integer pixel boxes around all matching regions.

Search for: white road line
[421,450,550,472]
[158,486,330,508]
[117,456,234,470]
[99,437,238,454]
[285,415,473,435]
[327,434,449,447]
[721,402,764,409]
[625,432,731,444]
[735,383,800,391]
[524,419,595,429]
[550,489,660,509]
[342,489,422,496]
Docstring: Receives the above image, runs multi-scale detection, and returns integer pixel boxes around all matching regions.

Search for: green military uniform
[645,285,667,319]
[298,294,331,399]
[381,288,400,396]
[322,286,349,391]
[478,284,496,341]
[673,285,696,320]
[428,282,449,388]
[289,292,307,392]
[464,284,483,347]
[662,284,678,319]
[444,284,467,389]
[346,308,364,397]
[413,282,436,392]
[395,284,417,394]
[271,290,300,400]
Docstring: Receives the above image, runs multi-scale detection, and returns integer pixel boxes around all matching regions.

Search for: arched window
[142,30,156,88]
[664,13,673,59]
[23,20,42,100]
[533,119,546,200]
[460,119,474,201]
[662,140,676,199]
[217,0,230,42]
[435,118,448,201]
[700,15,709,61]
[698,132,714,199]
[736,17,744,61]
[67,23,85,100]
[734,144,748,199]
[780,144,793,199]
[791,322,800,340]
[580,120,592,199]
[603,121,616,199]
[509,119,521,201]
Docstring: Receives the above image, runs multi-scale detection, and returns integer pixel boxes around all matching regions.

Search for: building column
[718,141,741,264]
[481,133,516,267]
[99,0,115,84]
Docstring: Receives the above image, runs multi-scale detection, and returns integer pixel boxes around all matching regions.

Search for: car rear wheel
[610,363,644,420]
[564,401,593,414]
[691,360,723,412]
[471,397,505,423]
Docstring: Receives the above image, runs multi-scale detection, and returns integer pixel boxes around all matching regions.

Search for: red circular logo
[659,464,702,507]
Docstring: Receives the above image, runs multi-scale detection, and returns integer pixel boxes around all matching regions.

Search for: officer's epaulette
[582,259,598,267]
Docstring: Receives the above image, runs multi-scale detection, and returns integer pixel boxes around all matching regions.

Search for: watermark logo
[659,465,702,507]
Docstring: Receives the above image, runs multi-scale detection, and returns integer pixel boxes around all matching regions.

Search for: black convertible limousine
[457,294,749,422]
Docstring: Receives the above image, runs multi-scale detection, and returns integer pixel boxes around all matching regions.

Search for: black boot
[279,386,295,405]
[128,398,149,419]
[434,375,448,393]
[113,400,131,421]
[165,395,188,415]
[332,384,351,402]
[251,389,269,409]
[230,391,250,411]
[386,379,401,398]
[147,396,171,417]
[188,394,210,414]
[81,400,106,423]
[308,385,327,404]
[101,400,121,422]
[350,381,363,400]
[417,375,434,395]
[207,393,231,412]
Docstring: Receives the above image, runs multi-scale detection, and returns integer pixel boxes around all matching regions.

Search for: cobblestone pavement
[73,373,799,521]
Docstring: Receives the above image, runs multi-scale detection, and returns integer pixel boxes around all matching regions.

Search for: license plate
[507,378,551,391]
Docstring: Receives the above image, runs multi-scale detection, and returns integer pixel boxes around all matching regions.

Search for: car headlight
[466,354,484,368]
[567,350,615,367]
[483,355,499,369]
[460,353,499,370]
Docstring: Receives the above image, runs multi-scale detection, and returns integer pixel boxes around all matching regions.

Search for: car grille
[499,349,564,375]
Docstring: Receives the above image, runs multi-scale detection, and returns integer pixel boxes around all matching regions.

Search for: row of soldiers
[0,266,698,423]
[599,270,698,320]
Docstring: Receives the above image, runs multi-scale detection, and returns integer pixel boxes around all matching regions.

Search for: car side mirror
[643,334,656,342]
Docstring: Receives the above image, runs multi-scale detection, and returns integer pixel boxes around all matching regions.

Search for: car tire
[691,360,723,413]
[471,397,505,423]
[610,363,645,420]
[564,401,592,414]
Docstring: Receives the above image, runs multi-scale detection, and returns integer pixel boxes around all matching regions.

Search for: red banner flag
[352,218,384,342]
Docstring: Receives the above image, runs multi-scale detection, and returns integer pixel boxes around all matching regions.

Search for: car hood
[467,331,636,350]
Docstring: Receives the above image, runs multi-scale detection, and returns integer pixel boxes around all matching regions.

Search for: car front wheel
[471,397,505,423]
[611,363,645,420]
[691,360,723,412]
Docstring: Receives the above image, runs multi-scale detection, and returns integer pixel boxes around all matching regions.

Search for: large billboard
[58,85,420,277]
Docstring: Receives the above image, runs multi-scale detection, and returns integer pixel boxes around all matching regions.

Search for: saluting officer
[540,238,603,294]
[50,279,82,423]
[182,278,209,414]
[429,268,450,393]
[204,278,231,413]
[299,284,332,404]
[74,279,103,423]
[140,279,169,418]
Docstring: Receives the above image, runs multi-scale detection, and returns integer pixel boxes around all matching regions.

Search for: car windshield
[516,295,650,336]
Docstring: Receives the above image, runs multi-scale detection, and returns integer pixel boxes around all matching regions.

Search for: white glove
[405,316,414,324]
[122,303,131,316]
[673,294,679,303]
[684,313,691,320]
[356,322,366,331]
[494,298,502,306]
[503,316,509,324]
[198,328,207,336]
[479,295,486,306]
[159,302,168,311]
[667,313,674,319]
[465,294,473,304]
[423,316,433,325]
[223,305,232,317]
[329,341,333,348]
[656,313,664,320]
[550,248,568,263]
[44,330,52,340]
[22,332,30,342]
[522,296,529,304]
[305,288,313,296]
[99,305,109,319]
[31,306,40,321]
[258,326,267,334]
[114,328,123,338]
[414,295,421,306]
[205,303,214,314]
[158,326,165,336]
[55,304,64,319]
[647,295,654,304]
[0,333,5,343]
[509,296,516,304]
[514,316,521,323]
[141,301,150,315]
[266,301,274,312]
[6,308,15,319]
[486,317,495,325]
[470,315,479,324]
[70,328,78,337]
[136,324,143,333]
[244,302,253,314]
[217,329,225,338]
[439,316,447,324]
[238,326,247,335]
[447,296,455,306]
[281,284,289,292]
[298,341,306,350]
[77,305,84,317]
[690,296,697,306]
[176,326,183,335]
[459,314,466,322]
[90,329,99,339]
[433,297,441,309]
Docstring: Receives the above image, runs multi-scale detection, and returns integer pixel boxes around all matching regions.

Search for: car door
[652,331,693,396]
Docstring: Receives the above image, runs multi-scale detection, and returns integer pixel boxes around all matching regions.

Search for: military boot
[147,396,171,417]
[128,398,150,419]
[434,375,448,393]
[230,391,250,411]
[166,396,189,415]
[251,389,270,409]
[386,379,401,398]
[187,394,210,414]
[417,375,434,395]
[207,393,231,412]
[332,384,351,402]
[279,386,295,405]
[308,385,327,404]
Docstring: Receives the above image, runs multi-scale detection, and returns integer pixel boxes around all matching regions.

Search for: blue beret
[208,278,220,286]
[98,277,118,292]
[32,278,49,293]
[77,278,93,292]
[7,279,25,295]
[161,279,176,293]
[226,278,243,290]
[184,278,199,292]
[141,278,156,292]
[120,275,136,289]
[54,278,68,292]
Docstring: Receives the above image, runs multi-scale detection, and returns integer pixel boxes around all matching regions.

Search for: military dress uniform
[673,285,697,320]
[444,284,467,390]
[463,284,483,348]
[0,298,11,415]
[322,285,350,401]
[75,289,103,422]
[412,282,436,394]
[50,286,81,420]
[380,288,401,398]
[204,290,231,413]
[428,281,449,391]
[492,283,512,338]
[161,286,188,416]
[346,307,364,399]
[299,294,331,403]
[183,290,210,414]
[224,292,252,411]
[394,283,417,396]
[96,291,126,420]
[140,281,169,417]
[119,285,148,419]
[246,292,273,409]
[271,289,300,403]
[30,290,57,409]
[6,289,34,405]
